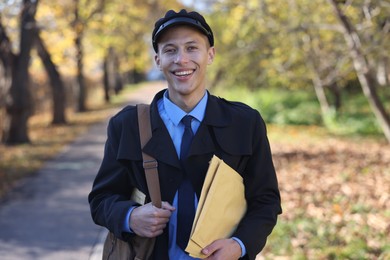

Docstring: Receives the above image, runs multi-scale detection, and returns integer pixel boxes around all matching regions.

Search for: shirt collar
[163,90,208,126]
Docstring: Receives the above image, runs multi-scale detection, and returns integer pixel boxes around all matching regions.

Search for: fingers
[143,221,167,237]
[130,201,174,238]
[202,241,219,258]
[202,239,242,260]
[202,239,226,258]
[161,201,176,211]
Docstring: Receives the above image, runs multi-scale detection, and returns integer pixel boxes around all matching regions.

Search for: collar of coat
[117,89,253,168]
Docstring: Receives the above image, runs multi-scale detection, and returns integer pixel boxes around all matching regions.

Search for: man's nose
[174,49,189,64]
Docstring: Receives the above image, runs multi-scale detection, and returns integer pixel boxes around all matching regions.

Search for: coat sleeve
[88,116,138,240]
[233,111,282,260]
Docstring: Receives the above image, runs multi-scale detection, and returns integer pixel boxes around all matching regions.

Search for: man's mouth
[172,70,194,77]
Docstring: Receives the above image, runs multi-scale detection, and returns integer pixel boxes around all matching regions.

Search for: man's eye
[188,46,198,51]
[164,48,175,54]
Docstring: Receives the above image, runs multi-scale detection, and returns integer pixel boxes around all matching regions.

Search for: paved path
[0,82,165,260]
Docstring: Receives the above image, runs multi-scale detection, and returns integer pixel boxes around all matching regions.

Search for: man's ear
[207,47,216,65]
[155,54,162,70]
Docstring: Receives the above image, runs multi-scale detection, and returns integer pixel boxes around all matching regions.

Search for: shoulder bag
[102,104,161,260]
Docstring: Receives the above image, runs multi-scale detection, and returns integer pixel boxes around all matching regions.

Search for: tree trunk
[103,49,114,103]
[75,31,87,112]
[300,31,333,117]
[303,50,332,117]
[311,71,332,116]
[74,0,87,112]
[0,18,15,143]
[376,56,389,87]
[328,0,390,142]
[103,47,122,103]
[35,32,67,124]
[114,57,123,95]
[5,0,38,144]
[329,82,342,111]
[103,58,110,103]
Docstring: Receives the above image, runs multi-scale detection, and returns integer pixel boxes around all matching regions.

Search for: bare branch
[84,0,105,22]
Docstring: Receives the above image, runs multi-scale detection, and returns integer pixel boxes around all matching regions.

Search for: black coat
[89,89,282,260]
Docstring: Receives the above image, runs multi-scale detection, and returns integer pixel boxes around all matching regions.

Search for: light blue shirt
[124,90,246,259]
[159,91,205,159]
[161,90,206,260]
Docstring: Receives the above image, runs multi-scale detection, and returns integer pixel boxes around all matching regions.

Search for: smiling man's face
[155,25,215,111]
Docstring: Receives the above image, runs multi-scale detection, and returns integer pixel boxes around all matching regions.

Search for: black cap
[152,9,214,53]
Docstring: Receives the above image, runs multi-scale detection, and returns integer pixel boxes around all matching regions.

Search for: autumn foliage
[263,126,390,259]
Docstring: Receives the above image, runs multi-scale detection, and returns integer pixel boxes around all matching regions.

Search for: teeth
[174,70,193,76]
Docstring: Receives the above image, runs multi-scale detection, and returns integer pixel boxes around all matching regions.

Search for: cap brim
[153,17,211,44]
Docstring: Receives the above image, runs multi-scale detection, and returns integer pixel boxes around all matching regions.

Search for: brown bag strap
[137,104,162,208]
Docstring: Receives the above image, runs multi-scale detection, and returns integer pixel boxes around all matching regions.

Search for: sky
[180,0,209,11]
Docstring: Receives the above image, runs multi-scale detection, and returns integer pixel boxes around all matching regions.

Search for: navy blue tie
[177,115,196,251]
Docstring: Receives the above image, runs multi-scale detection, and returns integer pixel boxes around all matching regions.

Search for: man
[89,9,282,260]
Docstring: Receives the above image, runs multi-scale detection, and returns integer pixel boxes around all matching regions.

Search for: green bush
[214,86,384,137]
[215,87,322,125]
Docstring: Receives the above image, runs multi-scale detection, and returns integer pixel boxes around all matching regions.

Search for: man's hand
[129,201,175,238]
[202,238,242,260]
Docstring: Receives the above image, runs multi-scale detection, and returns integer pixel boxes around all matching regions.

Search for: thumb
[201,241,219,257]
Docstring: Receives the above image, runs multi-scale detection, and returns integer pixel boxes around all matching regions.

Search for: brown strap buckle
[143,159,158,169]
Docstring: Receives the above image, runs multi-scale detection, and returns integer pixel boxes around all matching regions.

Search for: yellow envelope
[185,155,247,258]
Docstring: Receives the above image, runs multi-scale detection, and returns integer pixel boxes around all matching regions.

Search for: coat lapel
[142,91,234,169]
[189,94,232,157]
[142,91,180,168]
[189,123,215,157]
